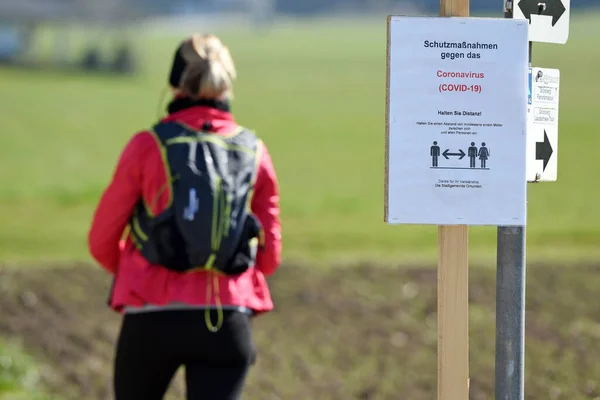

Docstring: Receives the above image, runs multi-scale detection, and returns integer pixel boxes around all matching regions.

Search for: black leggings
[113,309,256,400]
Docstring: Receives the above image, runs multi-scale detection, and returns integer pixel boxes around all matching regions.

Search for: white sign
[385,16,529,226]
[512,0,570,44]
[526,67,559,182]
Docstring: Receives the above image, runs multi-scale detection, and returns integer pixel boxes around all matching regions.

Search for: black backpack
[129,121,263,275]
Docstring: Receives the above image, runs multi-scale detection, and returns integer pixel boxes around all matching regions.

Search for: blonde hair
[174,34,237,100]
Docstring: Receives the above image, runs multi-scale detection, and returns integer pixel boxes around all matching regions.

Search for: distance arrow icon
[535,130,553,171]
[518,0,566,27]
[442,149,466,160]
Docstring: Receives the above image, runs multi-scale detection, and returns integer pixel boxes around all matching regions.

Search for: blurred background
[1,1,600,399]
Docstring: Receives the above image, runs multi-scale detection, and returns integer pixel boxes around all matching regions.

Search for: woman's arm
[88,132,150,274]
[251,141,282,277]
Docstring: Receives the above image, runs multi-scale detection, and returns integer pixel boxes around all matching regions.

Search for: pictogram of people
[468,142,478,168]
[430,141,440,167]
[478,142,489,168]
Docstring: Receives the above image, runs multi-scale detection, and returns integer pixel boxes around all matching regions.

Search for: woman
[88,33,282,400]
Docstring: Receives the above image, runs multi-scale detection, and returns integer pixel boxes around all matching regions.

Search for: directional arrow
[518,0,566,27]
[442,149,466,160]
[535,130,553,171]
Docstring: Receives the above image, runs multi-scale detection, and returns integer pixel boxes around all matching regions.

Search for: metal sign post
[495,1,568,399]
[494,9,529,400]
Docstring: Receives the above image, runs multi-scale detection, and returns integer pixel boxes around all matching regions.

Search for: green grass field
[1,13,599,266]
[0,338,59,400]
[1,12,600,400]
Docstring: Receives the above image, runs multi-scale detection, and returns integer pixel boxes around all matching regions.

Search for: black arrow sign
[518,0,566,27]
[536,130,553,171]
[443,149,466,160]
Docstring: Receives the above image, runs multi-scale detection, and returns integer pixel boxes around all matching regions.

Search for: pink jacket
[88,104,282,316]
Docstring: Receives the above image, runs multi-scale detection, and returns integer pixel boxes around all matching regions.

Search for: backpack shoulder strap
[150,121,190,146]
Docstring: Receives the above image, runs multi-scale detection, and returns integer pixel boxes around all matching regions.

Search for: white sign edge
[510,0,570,45]
[384,15,529,226]
[526,66,560,183]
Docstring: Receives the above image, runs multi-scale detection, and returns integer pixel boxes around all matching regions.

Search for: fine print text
[436,179,482,189]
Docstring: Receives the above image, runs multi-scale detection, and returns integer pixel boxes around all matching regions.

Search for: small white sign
[512,0,570,44]
[385,16,529,226]
[526,67,559,182]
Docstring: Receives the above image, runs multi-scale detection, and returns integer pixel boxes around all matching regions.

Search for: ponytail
[170,34,236,101]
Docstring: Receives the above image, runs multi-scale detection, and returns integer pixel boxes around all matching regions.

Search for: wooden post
[438,226,469,400]
[438,1,470,398]
[440,0,469,17]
